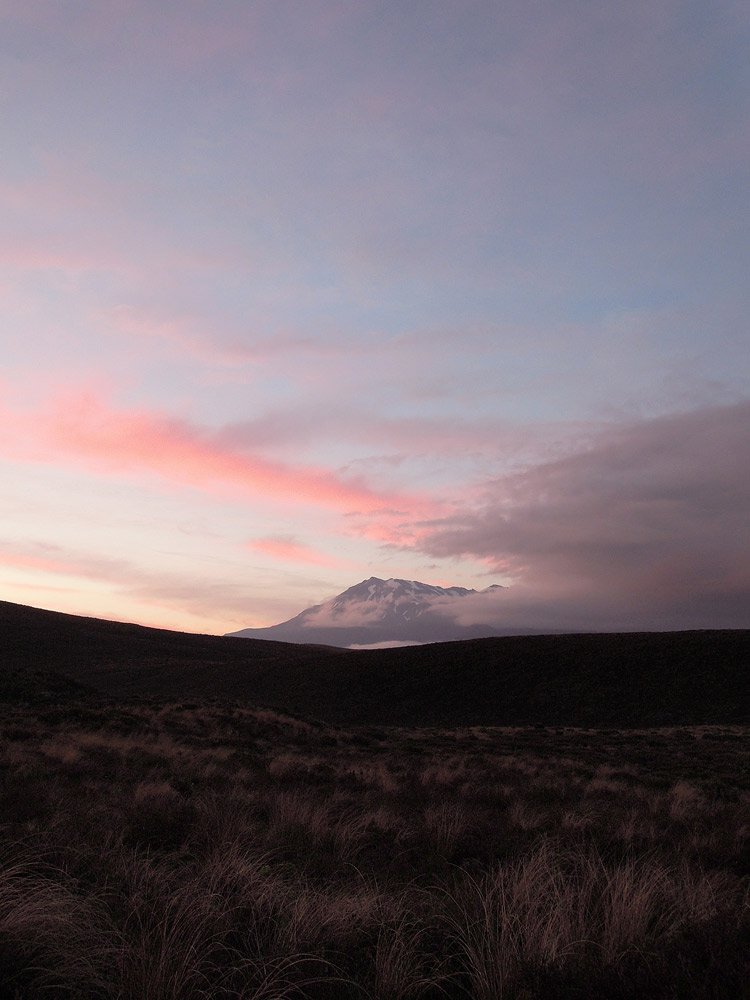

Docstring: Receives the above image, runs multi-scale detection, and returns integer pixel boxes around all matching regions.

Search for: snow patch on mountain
[298,577,493,629]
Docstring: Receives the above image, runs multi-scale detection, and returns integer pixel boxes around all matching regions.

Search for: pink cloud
[0,386,428,516]
[250,536,355,570]
[0,541,138,592]
[0,550,73,576]
[0,538,291,632]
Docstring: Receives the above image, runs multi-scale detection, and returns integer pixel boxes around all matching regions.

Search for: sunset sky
[1,0,748,635]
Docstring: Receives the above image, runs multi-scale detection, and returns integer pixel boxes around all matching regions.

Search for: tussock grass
[372,908,448,999]
[0,698,749,998]
[0,852,111,997]
[440,842,747,998]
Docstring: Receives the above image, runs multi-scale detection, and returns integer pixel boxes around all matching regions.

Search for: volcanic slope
[1,599,749,727]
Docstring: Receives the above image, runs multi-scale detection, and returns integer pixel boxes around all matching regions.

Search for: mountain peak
[227,576,506,647]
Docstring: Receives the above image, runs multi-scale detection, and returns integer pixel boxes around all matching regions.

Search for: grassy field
[1,693,749,999]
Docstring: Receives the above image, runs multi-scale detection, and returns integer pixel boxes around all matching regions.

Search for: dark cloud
[417,401,750,631]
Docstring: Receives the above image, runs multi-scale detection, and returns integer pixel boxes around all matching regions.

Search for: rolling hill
[1,599,749,727]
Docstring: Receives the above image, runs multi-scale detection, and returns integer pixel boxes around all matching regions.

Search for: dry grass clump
[0,852,112,997]
[0,699,749,998]
[441,841,746,999]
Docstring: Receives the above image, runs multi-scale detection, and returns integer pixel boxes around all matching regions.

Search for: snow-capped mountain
[226,577,506,647]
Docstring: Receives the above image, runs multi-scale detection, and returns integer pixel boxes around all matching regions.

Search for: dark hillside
[1,600,748,726]
[0,598,348,695]
[348,630,750,727]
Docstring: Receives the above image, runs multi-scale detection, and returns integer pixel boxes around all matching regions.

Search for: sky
[1,0,748,635]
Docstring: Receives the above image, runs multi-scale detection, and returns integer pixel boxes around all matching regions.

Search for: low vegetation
[1,695,749,998]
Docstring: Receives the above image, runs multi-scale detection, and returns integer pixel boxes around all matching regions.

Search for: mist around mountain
[227,576,509,647]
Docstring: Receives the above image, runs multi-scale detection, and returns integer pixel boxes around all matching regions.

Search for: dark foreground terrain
[1,601,749,998]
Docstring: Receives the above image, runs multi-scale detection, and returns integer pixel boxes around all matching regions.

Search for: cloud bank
[416,401,750,631]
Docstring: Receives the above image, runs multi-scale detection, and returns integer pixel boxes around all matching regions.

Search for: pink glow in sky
[1,0,748,634]
[2,386,422,514]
